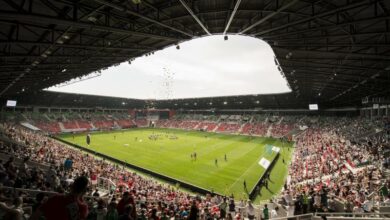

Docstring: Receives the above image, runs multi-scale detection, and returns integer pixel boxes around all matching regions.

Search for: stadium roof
[12,90,305,110]
[1,0,390,108]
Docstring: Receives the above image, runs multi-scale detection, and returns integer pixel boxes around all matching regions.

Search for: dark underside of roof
[0,0,390,109]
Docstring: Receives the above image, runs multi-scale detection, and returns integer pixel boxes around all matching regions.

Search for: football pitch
[59,128,293,201]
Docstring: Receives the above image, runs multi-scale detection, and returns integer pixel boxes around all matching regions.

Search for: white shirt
[271,209,278,218]
[247,205,255,216]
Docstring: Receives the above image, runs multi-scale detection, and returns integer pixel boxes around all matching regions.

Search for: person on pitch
[86,133,91,147]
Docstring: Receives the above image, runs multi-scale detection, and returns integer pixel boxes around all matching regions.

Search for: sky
[47,35,291,100]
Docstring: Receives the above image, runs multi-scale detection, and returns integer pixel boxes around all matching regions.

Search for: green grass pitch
[59,128,293,201]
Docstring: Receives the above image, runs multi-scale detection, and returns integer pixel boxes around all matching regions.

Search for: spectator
[228,198,235,216]
[93,189,100,197]
[0,197,26,220]
[188,200,198,220]
[119,205,134,220]
[246,200,255,220]
[263,204,269,220]
[270,206,278,218]
[31,176,89,220]
[116,192,136,219]
[219,197,227,219]
[96,199,107,220]
[106,201,119,220]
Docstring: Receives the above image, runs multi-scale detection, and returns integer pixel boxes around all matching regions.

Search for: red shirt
[117,197,136,218]
[41,194,88,220]
[90,174,97,181]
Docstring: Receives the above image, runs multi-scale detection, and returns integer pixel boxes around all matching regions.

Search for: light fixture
[223,101,228,105]
[286,52,293,59]
[88,16,97,22]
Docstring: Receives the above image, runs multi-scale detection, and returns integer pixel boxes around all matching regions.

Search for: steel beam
[273,47,390,60]
[92,0,193,37]
[178,0,211,36]
[223,0,242,35]
[239,0,299,34]
[0,12,181,41]
[0,41,149,51]
[262,16,390,39]
[254,0,374,36]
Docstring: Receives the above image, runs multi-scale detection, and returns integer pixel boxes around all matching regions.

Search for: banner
[272,146,280,153]
[259,158,271,169]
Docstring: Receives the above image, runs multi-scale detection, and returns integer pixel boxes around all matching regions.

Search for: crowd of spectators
[282,117,389,215]
[0,123,266,220]
[25,112,302,139]
[0,114,387,219]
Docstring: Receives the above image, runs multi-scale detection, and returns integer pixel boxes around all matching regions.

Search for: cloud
[47,35,290,99]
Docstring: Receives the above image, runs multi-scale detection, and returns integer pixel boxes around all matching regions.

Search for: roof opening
[47,35,291,99]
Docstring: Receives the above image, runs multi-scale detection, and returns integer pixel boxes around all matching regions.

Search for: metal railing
[270,213,313,220]
[315,212,390,218]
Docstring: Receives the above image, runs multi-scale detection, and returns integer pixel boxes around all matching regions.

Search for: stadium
[0,0,389,219]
